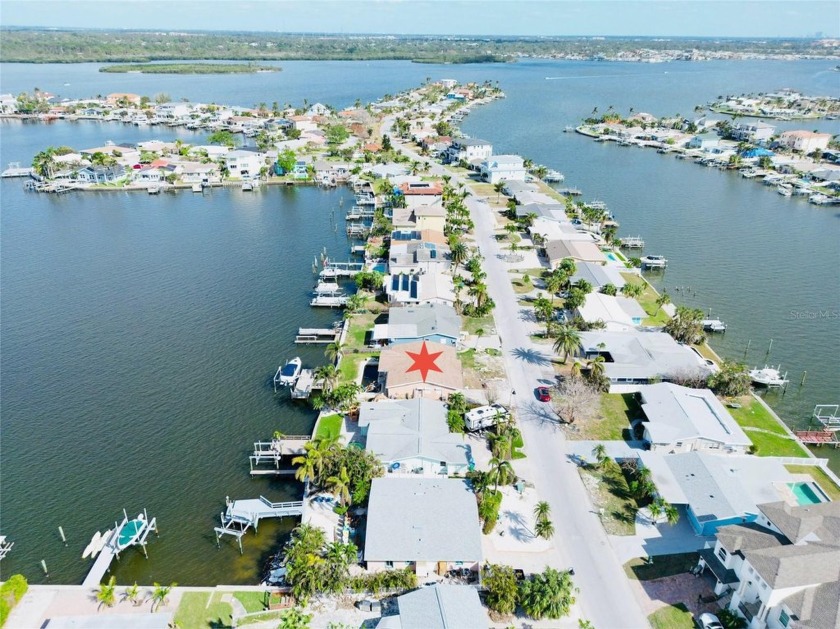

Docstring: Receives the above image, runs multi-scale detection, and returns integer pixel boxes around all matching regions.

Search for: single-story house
[545,239,606,267]
[576,292,647,330]
[638,383,752,454]
[687,133,721,151]
[376,584,488,629]
[372,303,461,346]
[364,478,481,576]
[385,270,454,307]
[377,340,463,399]
[178,162,220,184]
[569,261,627,291]
[75,165,126,184]
[359,398,470,476]
[480,154,527,184]
[578,329,714,390]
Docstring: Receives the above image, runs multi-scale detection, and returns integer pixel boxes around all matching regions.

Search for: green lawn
[728,397,788,435]
[621,273,670,326]
[461,313,496,336]
[648,603,694,629]
[237,611,285,626]
[458,348,477,371]
[579,466,638,536]
[511,278,535,294]
[566,393,638,441]
[346,312,378,351]
[746,430,809,458]
[785,465,840,501]
[174,592,233,629]
[624,553,700,581]
[337,352,376,384]
[315,413,343,441]
[233,591,268,613]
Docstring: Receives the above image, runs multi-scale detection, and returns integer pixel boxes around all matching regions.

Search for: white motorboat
[275,357,302,387]
[777,184,793,197]
[701,319,727,332]
[749,365,789,387]
[640,255,668,269]
[114,514,147,552]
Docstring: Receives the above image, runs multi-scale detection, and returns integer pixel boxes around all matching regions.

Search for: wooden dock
[310,294,348,307]
[214,496,304,553]
[795,430,839,447]
[320,261,365,279]
[291,369,316,399]
[249,437,310,474]
[82,509,157,587]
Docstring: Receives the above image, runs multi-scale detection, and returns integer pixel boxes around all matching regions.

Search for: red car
[536,386,551,402]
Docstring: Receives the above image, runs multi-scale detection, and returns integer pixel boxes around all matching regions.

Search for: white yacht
[640,255,668,269]
[274,357,302,387]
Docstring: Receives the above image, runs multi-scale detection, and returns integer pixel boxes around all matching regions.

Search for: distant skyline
[2,1,838,38]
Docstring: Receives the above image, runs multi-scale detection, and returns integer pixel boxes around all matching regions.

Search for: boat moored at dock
[701,319,727,332]
[749,365,789,388]
[640,254,668,269]
[274,357,302,389]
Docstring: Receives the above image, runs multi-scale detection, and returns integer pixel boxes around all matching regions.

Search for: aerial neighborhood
[3,71,839,629]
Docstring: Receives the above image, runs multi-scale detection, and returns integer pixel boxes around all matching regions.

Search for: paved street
[388,122,650,627]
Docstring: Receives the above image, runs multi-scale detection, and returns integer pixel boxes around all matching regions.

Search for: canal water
[1,59,838,585]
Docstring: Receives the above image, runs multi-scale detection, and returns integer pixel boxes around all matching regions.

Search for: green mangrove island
[99,63,279,74]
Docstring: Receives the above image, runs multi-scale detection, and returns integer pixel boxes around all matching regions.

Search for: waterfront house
[364,478,481,576]
[480,155,527,184]
[732,122,776,143]
[188,145,230,159]
[179,162,220,185]
[545,238,606,267]
[0,93,18,113]
[576,292,647,330]
[697,500,840,629]
[578,329,714,391]
[778,131,832,154]
[377,584,488,629]
[445,138,493,165]
[289,115,317,132]
[387,240,451,275]
[385,269,455,308]
[638,383,752,454]
[154,102,193,121]
[75,165,126,184]
[377,340,463,399]
[105,93,142,106]
[517,202,569,222]
[398,181,444,207]
[569,261,627,291]
[372,303,461,347]
[136,167,164,183]
[358,398,470,476]
[687,132,722,151]
[223,149,264,180]
[640,451,799,536]
[414,202,447,232]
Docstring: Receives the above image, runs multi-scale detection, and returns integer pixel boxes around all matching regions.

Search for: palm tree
[313,364,338,395]
[570,360,582,379]
[647,500,663,525]
[96,576,117,609]
[544,273,563,306]
[591,444,608,468]
[663,502,680,526]
[150,582,176,612]
[601,283,618,296]
[324,340,344,363]
[552,325,581,364]
[293,441,325,484]
[326,465,352,507]
[450,242,468,273]
[655,292,671,314]
[278,607,313,629]
[122,582,141,606]
[587,355,606,381]
[32,147,56,180]
[534,517,555,540]
[488,457,515,492]
[493,181,505,202]
[621,282,644,299]
[534,501,551,522]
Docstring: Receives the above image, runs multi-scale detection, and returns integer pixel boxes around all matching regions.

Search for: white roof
[393,585,489,629]
[639,383,751,447]
[364,478,482,563]
[570,262,627,289]
[577,293,646,330]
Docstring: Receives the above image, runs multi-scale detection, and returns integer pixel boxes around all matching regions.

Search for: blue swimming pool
[789,482,829,505]
[604,252,620,263]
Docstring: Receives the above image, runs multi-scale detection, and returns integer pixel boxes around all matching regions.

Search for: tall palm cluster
[283,523,358,603]
[292,437,383,508]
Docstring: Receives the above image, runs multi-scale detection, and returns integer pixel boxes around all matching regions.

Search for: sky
[1,0,838,38]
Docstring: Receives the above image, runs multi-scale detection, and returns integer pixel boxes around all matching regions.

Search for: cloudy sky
[2,1,838,38]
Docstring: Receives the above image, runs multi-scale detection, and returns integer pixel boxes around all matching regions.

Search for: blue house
[371,303,461,347]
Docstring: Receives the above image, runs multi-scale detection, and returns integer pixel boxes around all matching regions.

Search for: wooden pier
[214,496,304,553]
[794,430,840,448]
[346,205,376,220]
[619,236,645,248]
[310,293,349,307]
[291,369,317,399]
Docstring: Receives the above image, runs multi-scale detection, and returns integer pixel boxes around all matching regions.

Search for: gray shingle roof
[745,542,840,589]
[569,261,627,289]
[359,399,468,467]
[364,478,482,563]
[758,501,840,546]
[716,522,787,555]
[782,580,840,629]
[384,303,461,342]
[393,585,488,629]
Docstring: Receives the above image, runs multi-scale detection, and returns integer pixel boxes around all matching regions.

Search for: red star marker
[405,341,444,382]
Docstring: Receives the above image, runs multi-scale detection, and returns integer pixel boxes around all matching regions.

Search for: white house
[378,585,488,629]
[576,292,647,330]
[731,121,776,143]
[154,102,193,120]
[223,150,264,179]
[778,131,832,154]
[480,154,527,184]
[638,383,752,454]
[445,138,493,164]
[687,133,721,151]
[0,93,18,113]
[697,501,840,629]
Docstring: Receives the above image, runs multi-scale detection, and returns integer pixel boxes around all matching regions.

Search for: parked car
[536,386,551,402]
[698,613,724,629]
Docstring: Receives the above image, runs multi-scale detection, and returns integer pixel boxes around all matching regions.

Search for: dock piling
[59,526,67,545]
[40,559,48,576]
[801,371,807,386]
